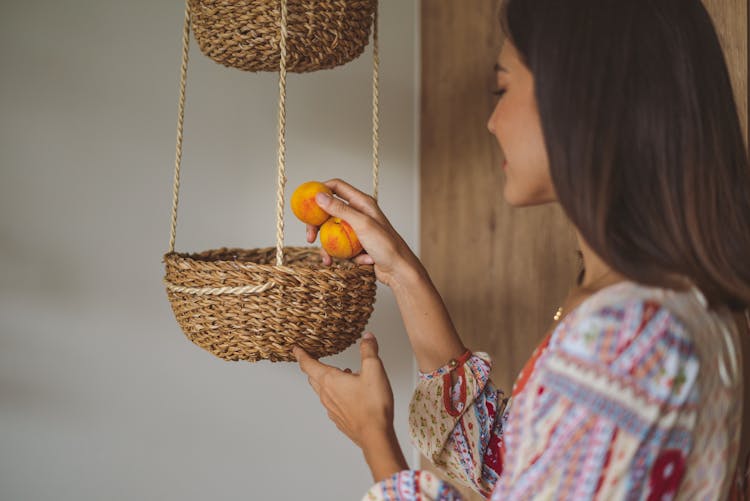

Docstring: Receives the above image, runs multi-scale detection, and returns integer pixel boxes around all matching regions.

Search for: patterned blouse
[361,281,744,500]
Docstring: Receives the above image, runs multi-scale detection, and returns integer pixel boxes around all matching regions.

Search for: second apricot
[319,217,364,259]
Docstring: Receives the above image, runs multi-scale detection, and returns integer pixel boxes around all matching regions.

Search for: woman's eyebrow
[494,63,509,73]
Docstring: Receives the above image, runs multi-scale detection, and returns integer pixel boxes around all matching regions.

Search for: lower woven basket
[163,246,377,362]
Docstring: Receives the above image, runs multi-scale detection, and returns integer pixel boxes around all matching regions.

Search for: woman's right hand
[306,178,422,289]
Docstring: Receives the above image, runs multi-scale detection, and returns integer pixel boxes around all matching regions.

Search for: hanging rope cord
[165,0,380,295]
[168,1,191,255]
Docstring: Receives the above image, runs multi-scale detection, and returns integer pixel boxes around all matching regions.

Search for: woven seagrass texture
[164,247,377,362]
[188,0,376,72]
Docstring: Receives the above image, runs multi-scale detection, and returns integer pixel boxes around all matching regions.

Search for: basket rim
[163,246,374,276]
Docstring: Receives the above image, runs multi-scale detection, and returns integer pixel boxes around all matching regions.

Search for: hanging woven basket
[162,0,381,362]
[188,0,377,72]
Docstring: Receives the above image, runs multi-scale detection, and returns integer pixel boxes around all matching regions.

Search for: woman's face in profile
[487,40,557,206]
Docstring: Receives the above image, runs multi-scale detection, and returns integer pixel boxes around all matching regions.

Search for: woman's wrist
[361,426,410,484]
[388,257,468,373]
[390,253,427,292]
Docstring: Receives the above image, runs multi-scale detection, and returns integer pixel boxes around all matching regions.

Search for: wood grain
[703,0,750,484]
[705,0,748,148]
[419,2,577,499]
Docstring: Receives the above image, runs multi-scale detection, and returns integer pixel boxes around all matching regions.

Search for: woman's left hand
[293,332,395,449]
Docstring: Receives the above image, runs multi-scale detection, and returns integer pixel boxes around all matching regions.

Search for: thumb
[316,192,353,220]
[360,332,379,360]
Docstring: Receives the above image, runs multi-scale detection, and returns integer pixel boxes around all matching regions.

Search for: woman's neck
[574,229,696,296]
[575,229,625,290]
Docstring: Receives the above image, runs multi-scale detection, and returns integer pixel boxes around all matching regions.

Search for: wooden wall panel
[705,0,748,147]
[419,2,577,499]
[419,1,748,499]
[703,0,750,484]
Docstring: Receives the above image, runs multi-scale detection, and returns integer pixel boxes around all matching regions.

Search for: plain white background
[0,1,421,499]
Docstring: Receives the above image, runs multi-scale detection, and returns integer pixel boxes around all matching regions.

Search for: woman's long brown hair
[501,0,750,312]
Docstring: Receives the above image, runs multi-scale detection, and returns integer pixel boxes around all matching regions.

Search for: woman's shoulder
[548,279,741,391]
[546,282,697,380]
[560,279,734,340]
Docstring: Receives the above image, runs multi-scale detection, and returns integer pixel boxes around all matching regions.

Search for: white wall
[0,1,420,499]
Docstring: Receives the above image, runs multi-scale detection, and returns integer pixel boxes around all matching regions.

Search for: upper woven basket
[189,0,377,72]
[162,0,381,362]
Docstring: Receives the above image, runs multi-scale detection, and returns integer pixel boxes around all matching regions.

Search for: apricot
[291,181,333,226]
[319,217,363,259]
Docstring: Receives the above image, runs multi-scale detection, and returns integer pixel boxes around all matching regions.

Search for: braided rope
[372,3,379,201]
[274,0,289,267]
[168,0,191,254]
[163,278,276,295]
[167,0,380,295]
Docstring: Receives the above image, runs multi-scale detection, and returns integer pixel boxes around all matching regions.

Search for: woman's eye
[491,89,506,98]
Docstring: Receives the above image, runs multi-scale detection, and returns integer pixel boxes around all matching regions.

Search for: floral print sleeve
[361,350,508,500]
[491,298,702,500]
[408,350,508,497]
[361,470,463,500]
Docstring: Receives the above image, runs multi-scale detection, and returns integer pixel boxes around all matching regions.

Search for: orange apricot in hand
[319,217,364,259]
[291,181,333,226]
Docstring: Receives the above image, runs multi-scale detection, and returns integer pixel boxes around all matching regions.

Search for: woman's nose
[486,106,497,134]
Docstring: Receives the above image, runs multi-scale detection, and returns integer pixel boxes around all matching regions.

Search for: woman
[293,0,750,498]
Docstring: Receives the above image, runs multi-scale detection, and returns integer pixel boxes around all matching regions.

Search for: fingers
[314,192,364,228]
[319,247,332,266]
[322,178,387,224]
[307,370,353,395]
[306,224,319,244]
[360,332,379,360]
[293,346,330,382]
[295,346,356,393]
[315,193,392,258]
[352,253,375,265]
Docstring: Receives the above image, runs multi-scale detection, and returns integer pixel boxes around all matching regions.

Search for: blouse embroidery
[361,283,742,501]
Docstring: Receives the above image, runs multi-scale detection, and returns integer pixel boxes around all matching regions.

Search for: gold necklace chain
[553,305,565,322]
[552,269,618,322]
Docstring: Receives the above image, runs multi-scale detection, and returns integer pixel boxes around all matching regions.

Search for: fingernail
[315,192,331,205]
[363,332,374,340]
